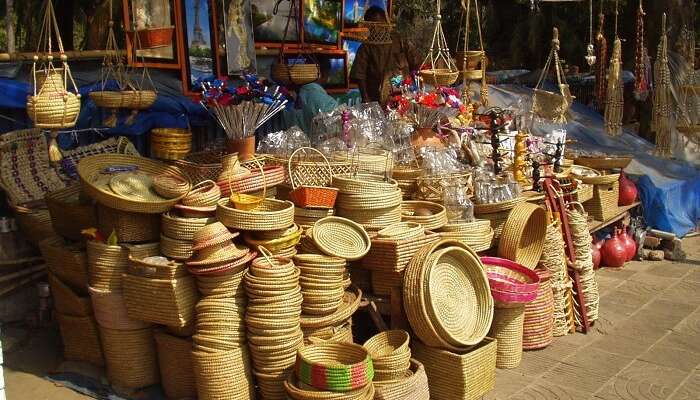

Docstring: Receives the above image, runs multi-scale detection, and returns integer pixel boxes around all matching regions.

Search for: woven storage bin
[14,204,54,245]
[497,203,547,269]
[303,318,354,345]
[150,128,192,160]
[374,359,430,400]
[161,212,214,241]
[217,198,294,231]
[362,232,440,273]
[413,338,496,400]
[89,286,151,330]
[123,257,198,327]
[99,326,160,389]
[370,270,404,296]
[364,330,411,382]
[86,241,129,291]
[438,220,494,253]
[192,347,255,400]
[153,330,197,400]
[415,172,471,202]
[583,181,619,221]
[97,204,160,243]
[48,273,92,317]
[39,236,89,292]
[400,201,447,231]
[56,312,104,367]
[522,269,554,350]
[488,305,525,369]
[576,183,594,203]
[45,184,96,241]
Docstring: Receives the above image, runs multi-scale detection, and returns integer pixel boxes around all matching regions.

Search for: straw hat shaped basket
[289,147,339,209]
[78,154,191,213]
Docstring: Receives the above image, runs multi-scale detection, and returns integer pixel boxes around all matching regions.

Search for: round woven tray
[312,217,371,261]
[217,198,294,231]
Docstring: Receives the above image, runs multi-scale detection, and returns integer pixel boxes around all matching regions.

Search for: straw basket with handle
[289,147,339,209]
[419,0,460,87]
[532,27,574,124]
[455,0,489,105]
[229,155,266,210]
[271,0,320,87]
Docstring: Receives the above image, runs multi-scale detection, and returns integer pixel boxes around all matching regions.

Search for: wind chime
[584,0,596,66]
[27,0,81,162]
[633,0,650,101]
[594,0,607,113]
[419,0,460,87]
[531,27,574,124]
[652,13,673,158]
[604,0,623,137]
[456,0,488,106]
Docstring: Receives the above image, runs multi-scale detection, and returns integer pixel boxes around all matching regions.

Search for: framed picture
[180,0,221,94]
[255,54,277,80]
[251,0,299,45]
[123,0,182,68]
[220,0,257,74]
[342,0,389,29]
[342,39,362,79]
[303,0,342,46]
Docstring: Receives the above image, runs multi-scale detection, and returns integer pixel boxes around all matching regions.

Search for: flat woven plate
[312,217,371,261]
[109,173,162,202]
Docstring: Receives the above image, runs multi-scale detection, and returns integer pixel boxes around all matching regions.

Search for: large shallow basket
[296,342,374,392]
[78,154,190,213]
[312,217,371,261]
[497,202,547,269]
[217,198,295,231]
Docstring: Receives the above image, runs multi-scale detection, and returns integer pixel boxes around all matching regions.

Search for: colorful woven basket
[296,342,374,392]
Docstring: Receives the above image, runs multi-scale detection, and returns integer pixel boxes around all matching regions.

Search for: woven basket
[272,62,320,86]
[332,174,398,194]
[400,201,447,231]
[153,330,197,399]
[370,270,404,296]
[522,268,554,350]
[374,359,430,400]
[55,312,104,367]
[412,338,496,400]
[27,68,81,129]
[152,172,191,199]
[99,326,160,389]
[574,157,631,170]
[192,347,255,400]
[217,198,294,231]
[150,128,192,160]
[48,273,92,317]
[415,172,471,202]
[123,257,198,327]
[288,147,339,209]
[336,189,402,210]
[300,286,362,330]
[267,154,357,187]
[295,207,335,228]
[39,236,88,292]
[419,69,460,87]
[337,205,402,231]
[296,342,374,392]
[438,220,494,253]
[88,286,151,330]
[45,184,96,241]
[161,212,214,241]
[181,180,221,208]
[303,318,354,345]
[244,225,303,253]
[360,20,394,44]
[86,241,129,291]
[488,305,525,369]
[583,181,619,221]
[403,240,493,351]
[78,154,190,213]
[159,235,193,260]
[363,330,410,381]
[497,202,547,269]
[218,165,285,198]
[14,203,54,245]
[377,222,424,241]
[284,375,375,399]
[576,183,594,203]
[97,203,161,243]
[578,173,619,185]
[362,232,441,273]
[312,217,371,261]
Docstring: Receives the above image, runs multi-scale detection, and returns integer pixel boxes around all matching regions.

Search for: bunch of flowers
[386,74,464,128]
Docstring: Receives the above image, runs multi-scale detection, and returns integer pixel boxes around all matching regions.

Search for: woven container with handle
[488,305,525,369]
[374,359,430,400]
[97,203,161,243]
[497,202,547,269]
[48,273,92,317]
[56,312,104,367]
[413,338,496,400]
[99,326,160,389]
[39,236,88,293]
[45,184,96,241]
[522,269,554,350]
[583,181,620,221]
[86,241,129,292]
[153,330,197,400]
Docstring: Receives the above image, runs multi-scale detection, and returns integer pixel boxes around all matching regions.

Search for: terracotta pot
[602,229,627,268]
[226,136,255,160]
[620,226,637,261]
[618,172,638,206]
[591,237,602,269]
[411,127,444,149]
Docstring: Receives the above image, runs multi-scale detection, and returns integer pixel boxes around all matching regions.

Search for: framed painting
[342,38,361,79]
[123,0,182,69]
[251,0,299,46]
[220,0,257,74]
[302,0,342,46]
[342,0,389,29]
[180,0,221,94]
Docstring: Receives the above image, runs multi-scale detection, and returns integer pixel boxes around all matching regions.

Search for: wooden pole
[0,49,126,61]
[5,0,15,53]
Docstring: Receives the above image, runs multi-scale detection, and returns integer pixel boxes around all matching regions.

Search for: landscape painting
[343,0,388,29]
[303,0,342,45]
[251,0,299,43]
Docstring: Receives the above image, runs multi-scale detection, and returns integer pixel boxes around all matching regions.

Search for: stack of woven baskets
[400,201,448,231]
[187,221,255,400]
[244,224,302,258]
[333,174,402,231]
[244,250,303,399]
[300,285,363,346]
[285,342,375,399]
[392,167,422,200]
[150,128,192,160]
[540,220,576,337]
[437,219,494,252]
[473,197,525,246]
[522,268,555,350]
[364,330,429,399]
[295,254,349,317]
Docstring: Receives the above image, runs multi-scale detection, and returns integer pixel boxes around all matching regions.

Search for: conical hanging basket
[455,0,488,82]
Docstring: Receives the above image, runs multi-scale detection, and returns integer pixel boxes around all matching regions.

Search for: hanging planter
[455,0,489,105]
[531,27,574,124]
[270,0,320,87]
[419,0,459,87]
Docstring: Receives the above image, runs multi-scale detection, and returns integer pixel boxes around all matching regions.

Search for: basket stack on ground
[186,221,255,400]
[540,221,575,336]
[285,342,375,399]
[362,222,440,297]
[522,268,555,350]
[404,239,496,400]
[364,330,429,399]
[567,203,600,324]
[295,254,349,320]
[333,173,402,232]
[244,250,303,399]
[482,257,540,369]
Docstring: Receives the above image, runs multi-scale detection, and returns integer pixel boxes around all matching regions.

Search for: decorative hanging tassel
[604,38,623,136]
[594,12,607,113]
[633,0,650,101]
[48,130,63,163]
[652,14,673,158]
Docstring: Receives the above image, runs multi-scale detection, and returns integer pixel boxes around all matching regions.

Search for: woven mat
[0,128,66,205]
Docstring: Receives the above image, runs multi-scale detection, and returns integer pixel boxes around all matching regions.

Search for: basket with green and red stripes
[295,342,374,392]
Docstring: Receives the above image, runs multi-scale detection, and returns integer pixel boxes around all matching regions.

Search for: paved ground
[2,237,699,400]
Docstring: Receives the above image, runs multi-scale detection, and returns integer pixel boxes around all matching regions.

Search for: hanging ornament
[585,0,596,66]
[419,0,460,88]
[456,0,489,107]
[604,1,623,137]
[652,14,673,158]
[633,0,650,101]
[27,0,82,163]
[594,3,607,113]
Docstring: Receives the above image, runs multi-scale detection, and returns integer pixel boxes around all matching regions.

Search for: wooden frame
[301,0,343,48]
[123,0,183,69]
[179,0,223,95]
[250,0,302,48]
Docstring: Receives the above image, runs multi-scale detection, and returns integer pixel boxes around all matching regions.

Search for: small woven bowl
[153,172,191,199]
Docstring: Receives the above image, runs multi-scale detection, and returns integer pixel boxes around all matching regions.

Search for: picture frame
[123,0,182,69]
[179,0,222,95]
[342,38,362,80]
[251,0,300,47]
[302,0,342,47]
[342,0,390,30]
[220,0,257,75]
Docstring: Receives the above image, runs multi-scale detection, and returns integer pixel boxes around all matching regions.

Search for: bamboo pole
[0,49,126,62]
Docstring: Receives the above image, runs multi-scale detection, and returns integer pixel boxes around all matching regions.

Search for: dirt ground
[2,236,699,400]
